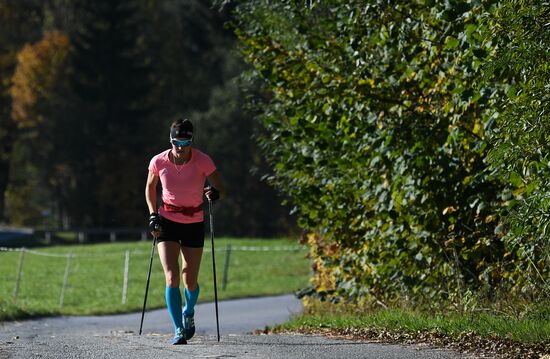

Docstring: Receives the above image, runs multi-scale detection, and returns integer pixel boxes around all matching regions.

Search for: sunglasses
[171,138,192,147]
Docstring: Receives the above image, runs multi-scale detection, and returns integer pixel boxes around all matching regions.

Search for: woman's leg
[181,246,203,290]
[181,246,203,316]
[181,246,203,340]
[158,241,184,334]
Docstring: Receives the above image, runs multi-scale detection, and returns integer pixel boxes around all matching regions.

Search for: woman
[145,118,225,345]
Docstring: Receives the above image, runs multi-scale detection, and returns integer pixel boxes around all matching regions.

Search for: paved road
[0,294,471,359]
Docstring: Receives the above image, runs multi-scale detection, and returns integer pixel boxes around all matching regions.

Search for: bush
[230,0,548,304]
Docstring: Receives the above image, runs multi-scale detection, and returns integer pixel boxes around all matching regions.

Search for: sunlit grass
[0,238,310,321]
[278,300,550,343]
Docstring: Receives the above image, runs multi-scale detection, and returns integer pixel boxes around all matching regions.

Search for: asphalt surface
[0,294,472,359]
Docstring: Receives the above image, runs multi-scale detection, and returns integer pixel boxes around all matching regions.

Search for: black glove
[204,186,220,202]
[148,213,162,232]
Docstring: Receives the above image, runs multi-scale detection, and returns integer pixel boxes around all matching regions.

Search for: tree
[192,60,295,237]
[143,0,235,132]
[67,0,155,227]
[11,31,70,128]
[9,31,71,226]
[0,0,43,223]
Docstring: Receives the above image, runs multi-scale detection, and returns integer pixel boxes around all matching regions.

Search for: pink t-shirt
[148,148,216,223]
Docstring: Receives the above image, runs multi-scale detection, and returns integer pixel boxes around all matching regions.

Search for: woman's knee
[181,269,198,289]
[164,270,180,287]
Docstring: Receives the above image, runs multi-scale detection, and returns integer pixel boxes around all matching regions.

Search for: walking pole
[139,234,157,335]
[208,199,221,342]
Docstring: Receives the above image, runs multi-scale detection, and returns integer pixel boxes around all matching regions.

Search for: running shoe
[183,313,195,340]
[171,327,187,345]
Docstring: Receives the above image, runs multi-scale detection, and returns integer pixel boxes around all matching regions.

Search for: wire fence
[0,244,307,309]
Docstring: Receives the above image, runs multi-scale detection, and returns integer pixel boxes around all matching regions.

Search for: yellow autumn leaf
[485,215,496,223]
[443,206,457,215]
[512,187,525,197]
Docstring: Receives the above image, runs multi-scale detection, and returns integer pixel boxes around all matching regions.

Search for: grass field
[0,238,310,321]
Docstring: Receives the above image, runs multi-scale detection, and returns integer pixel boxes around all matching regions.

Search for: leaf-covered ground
[268,327,550,359]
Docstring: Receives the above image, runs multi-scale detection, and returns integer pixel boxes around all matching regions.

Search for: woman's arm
[145,170,159,214]
[206,170,226,200]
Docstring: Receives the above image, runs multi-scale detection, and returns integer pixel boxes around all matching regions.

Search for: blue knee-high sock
[166,287,183,332]
[183,285,200,316]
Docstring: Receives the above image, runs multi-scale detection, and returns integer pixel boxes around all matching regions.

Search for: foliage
[7,31,71,226]
[144,0,228,117]
[0,0,43,223]
[230,0,548,304]
[66,0,156,227]
[11,31,70,128]
[481,1,550,297]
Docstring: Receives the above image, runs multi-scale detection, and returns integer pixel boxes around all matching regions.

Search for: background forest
[0,0,292,237]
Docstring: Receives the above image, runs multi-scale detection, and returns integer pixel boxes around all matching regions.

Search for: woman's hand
[148,213,162,236]
[204,186,220,202]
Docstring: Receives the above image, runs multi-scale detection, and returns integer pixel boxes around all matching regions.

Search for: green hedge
[228,0,549,305]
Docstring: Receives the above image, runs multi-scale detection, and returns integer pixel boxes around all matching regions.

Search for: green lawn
[0,238,310,321]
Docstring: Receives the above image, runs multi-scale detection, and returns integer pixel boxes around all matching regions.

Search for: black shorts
[157,216,205,248]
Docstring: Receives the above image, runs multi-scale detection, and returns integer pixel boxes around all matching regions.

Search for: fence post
[122,250,130,304]
[13,249,26,303]
[59,254,72,308]
[222,244,231,291]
